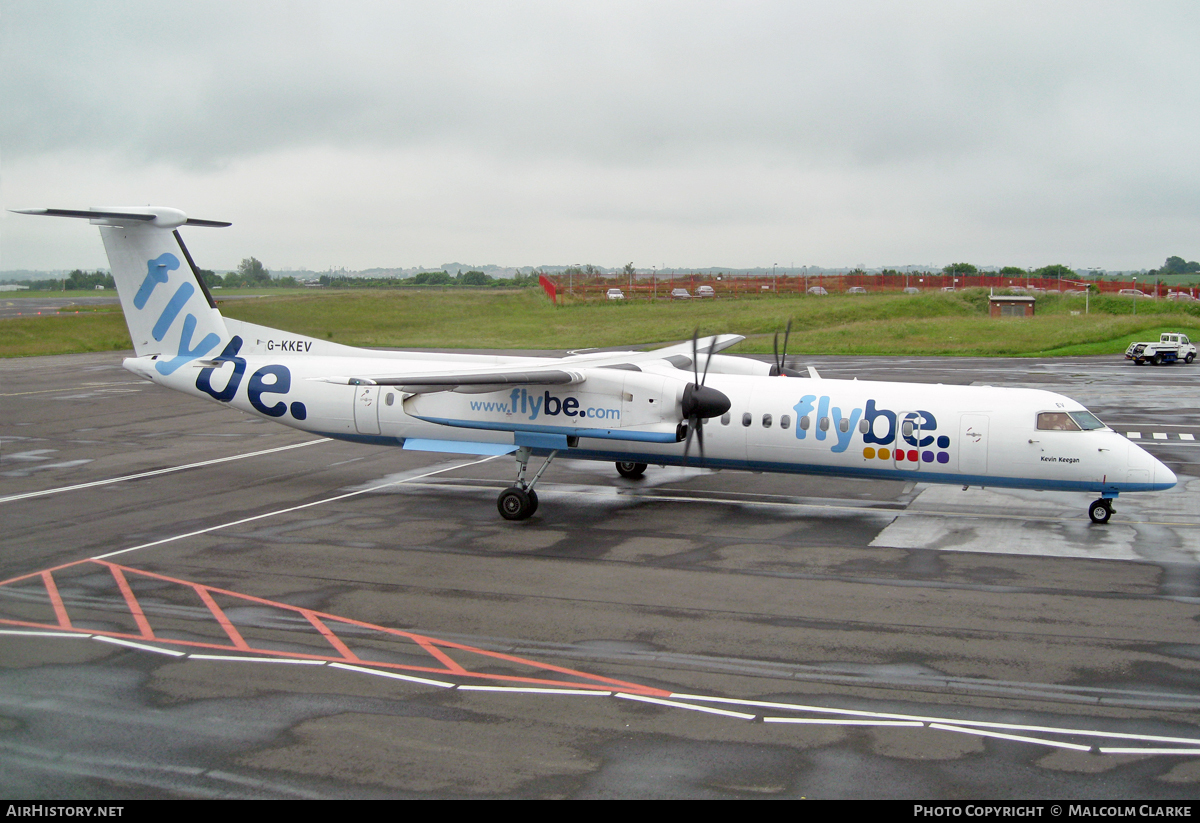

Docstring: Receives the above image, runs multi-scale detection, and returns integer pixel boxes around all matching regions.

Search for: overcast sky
[3,1,1198,273]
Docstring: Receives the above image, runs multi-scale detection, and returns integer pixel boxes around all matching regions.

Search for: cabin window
[385,393,395,406]
[742,413,752,427]
[720,413,730,426]
[780,415,791,430]
[902,419,914,438]
[762,414,772,428]
[839,417,849,433]
[819,417,829,431]
[1038,412,1081,431]
[859,418,869,434]
[799,416,810,431]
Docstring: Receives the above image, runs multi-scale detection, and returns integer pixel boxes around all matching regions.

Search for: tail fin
[11,207,231,374]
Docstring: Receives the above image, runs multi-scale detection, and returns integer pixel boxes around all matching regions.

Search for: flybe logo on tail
[195,336,308,420]
[134,253,220,375]
[793,395,952,464]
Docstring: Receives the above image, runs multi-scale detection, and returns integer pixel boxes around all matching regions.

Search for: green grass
[3,287,1200,358]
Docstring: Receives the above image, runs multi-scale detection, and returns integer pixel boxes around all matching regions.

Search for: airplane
[12,206,1177,525]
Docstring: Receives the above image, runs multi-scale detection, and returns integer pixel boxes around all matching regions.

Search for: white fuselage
[125,343,1174,498]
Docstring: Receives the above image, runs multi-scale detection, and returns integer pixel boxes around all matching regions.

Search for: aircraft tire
[616,461,648,479]
[526,489,539,516]
[1088,499,1113,524]
[498,487,534,520]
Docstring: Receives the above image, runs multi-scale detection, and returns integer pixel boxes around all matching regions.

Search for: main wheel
[497,487,535,520]
[1088,499,1113,524]
[616,461,648,479]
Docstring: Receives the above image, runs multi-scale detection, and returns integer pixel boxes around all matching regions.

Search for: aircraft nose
[1155,457,1178,490]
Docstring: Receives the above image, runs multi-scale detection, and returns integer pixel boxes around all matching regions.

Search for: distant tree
[64,269,115,290]
[1034,264,1075,280]
[998,266,1026,277]
[458,270,492,286]
[1160,256,1200,274]
[411,271,453,285]
[623,262,636,281]
[583,264,600,278]
[237,257,271,286]
[198,269,223,288]
[942,263,978,275]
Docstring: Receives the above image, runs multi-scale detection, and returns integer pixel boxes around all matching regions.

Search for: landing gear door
[958,414,988,475]
[893,411,921,471]
[354,385,381,435]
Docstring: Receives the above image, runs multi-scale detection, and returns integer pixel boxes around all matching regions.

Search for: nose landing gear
[498,446,557,521]
[1088,498,1114,524]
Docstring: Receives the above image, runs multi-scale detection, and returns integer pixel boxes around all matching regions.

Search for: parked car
[670,288,691,300]
[1167,291,1196,302]
[846,286,867,294]
[1118,289,1149,298]
[606,288,625,300]
[696,285,715,298]
[807,286,828,295]
[903,287,920,294]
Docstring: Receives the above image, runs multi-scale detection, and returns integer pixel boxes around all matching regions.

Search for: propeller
[681,330,732,464]
[769,320,805,377]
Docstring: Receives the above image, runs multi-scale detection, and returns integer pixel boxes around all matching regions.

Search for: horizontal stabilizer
[10,207,230,229]
[402,439,517,456]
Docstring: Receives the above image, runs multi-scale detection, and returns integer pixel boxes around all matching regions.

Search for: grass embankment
[3,288,1200,358]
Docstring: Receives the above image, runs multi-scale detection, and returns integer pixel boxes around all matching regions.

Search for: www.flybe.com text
[470,389,621,421]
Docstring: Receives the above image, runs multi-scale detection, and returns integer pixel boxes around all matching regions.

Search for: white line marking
[457,685,611,695]
[1154,432,1168,440]
[187,654,324,664]
[671,693,1200,747]
[328,662,455,688]
[1099,748,1200,756]
[1182,433,1196,441]
[763,718,923,727]
[92,454,502,560]
[0,629,90,638]
[0,439,332,504]
[1127,432,1142,439]
[929,723,1092,751]
[94,636,186,657]
[615,692,756,720]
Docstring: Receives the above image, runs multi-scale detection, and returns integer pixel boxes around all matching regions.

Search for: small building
[989,295,1035,318]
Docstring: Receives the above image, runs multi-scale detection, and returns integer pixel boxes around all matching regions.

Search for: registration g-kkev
[14,206,1176,524]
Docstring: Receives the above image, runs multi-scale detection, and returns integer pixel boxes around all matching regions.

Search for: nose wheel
[1088,498,1114,524]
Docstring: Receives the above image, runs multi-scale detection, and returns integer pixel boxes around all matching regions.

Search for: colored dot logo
[864,435,951,464]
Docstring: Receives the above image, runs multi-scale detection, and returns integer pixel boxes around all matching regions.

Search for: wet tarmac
[2,351,1200,798]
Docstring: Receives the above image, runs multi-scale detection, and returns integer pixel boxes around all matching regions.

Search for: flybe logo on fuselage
[794,396,951,464]
[135,253,221,376]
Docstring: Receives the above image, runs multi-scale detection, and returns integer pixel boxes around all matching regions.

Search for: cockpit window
[1067,410,1106,430]
[1037,412,1080,431]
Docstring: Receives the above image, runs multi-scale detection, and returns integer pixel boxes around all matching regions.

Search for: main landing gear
[1088,498,1114,524]
[497,447,558,521]
[616,461,648,479]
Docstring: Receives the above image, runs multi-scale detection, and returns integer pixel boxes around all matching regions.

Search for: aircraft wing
[556,334,745,368]
[319,368,586,394]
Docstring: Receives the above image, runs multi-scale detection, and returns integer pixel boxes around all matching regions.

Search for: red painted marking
[101,563,154,639]
[413,636,467,674]
[41,571,72,630]
[0,560,670,696]
[301,609,359,662]
[192,585,250,651]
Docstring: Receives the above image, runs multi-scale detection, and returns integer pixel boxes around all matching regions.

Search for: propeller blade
[701,334,714,385]
[682,419,695,464]
[695,416,705,461]
[691,329,700,385]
